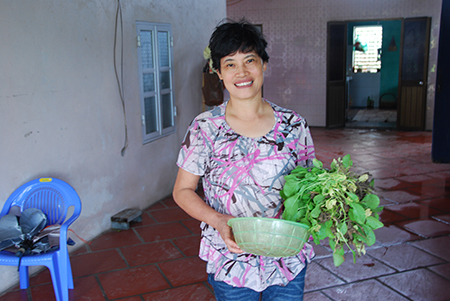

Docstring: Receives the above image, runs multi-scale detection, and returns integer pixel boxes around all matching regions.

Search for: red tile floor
[1,128,449,301]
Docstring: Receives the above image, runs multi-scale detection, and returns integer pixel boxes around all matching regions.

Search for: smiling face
[217,51,267,102]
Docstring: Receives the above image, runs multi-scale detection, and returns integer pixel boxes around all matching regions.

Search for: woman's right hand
[214,214,244,254]
[173,168,243,254]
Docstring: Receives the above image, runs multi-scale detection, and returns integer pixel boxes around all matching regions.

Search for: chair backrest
[1,178,82,226]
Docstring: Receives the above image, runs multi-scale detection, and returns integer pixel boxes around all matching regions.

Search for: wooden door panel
[326,22,347,128]
[327,85,346,127]
[398,17,431,130]
[398,86,426,129]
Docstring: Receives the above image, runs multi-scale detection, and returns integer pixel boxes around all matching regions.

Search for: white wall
[0,0,225,293]
[227,0,442,130]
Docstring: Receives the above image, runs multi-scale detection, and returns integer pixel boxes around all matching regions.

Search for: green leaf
[349,203,366,224]
[330,159,337,171]
[366,216,384,229]
[362,224,376,246]
[282,194,300,221]
[338,222,348,235]
[313,194,325,205]
[313,158,323,169]
[342,154,353,168]
[372,206,384,213]
[361,194,380,210]
[317,223,329,240]
[282,180,300,197]
[347,192,359,203]
[333,246,345,267]
[328,238,336,251]
[310,204,321,218]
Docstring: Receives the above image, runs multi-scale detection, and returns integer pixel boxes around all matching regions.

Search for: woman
[173,20,315,300]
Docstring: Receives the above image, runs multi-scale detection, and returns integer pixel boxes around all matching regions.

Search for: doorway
[346,21,399,129]
[326,18,431,130]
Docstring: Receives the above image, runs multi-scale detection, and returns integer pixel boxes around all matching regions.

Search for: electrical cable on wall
[114,0,128,156]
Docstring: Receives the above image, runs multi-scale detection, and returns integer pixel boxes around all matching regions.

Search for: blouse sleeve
[176,118,210,176]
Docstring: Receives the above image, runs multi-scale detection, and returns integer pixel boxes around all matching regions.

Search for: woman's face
[217,51,267,102]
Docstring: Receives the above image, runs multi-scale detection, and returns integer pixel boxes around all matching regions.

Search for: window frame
[136,21,176,144]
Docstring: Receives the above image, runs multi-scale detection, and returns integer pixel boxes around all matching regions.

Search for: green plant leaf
[313,158,323,169]
[338,222,348,235]
[362,224,376,246]
[310,204,321,218]
[282,194,300,221]
[361,194,380,210]
[333,246,345,267]
[349,203,366,224]
[366,216,384,229]
[313,194,325,205]
[342,154,353,168]
[282,180,300,198]
[372,206,384,213]
[347,192,359,203]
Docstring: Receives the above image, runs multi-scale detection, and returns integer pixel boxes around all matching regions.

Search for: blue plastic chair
[0,178,82,301]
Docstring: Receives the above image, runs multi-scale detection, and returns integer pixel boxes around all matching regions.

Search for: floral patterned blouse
[176,100,316,292]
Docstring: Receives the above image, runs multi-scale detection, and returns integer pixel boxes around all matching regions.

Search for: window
[136,22,175,143]
[352,25,383,73]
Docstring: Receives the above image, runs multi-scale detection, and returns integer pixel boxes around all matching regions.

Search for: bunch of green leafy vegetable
[281,154,384,267]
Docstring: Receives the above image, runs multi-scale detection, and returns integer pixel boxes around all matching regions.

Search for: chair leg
[18,266,30,289]
[47,264,63,301]
[66,252,74,289]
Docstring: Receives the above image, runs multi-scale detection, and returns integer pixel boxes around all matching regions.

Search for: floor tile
[98,265,170,299]
[432,214,450,224]
[89,229,143,251]
[71,249,128,277]
[367,244,444,272]
[304,261,345,291]
[181,219,202,235]
[374,178,409,190]
[378,208,409,224]
[383,202,442,219]
[158,257,208,287]
[377,190,421,204]
[172,236,201,257]
[311,243,332,259]
[428,263,450,280]
[70,276,105,301]
[29,268,52,286]
[322,279,409,301]
[316,252,395,282]
[134,222,192,242]
[378,268,450,301]
[419,197,450,213]
[304,291,332,301]
[149,207,192,223]
[120,241,184,267]
[143,283,215,301]
[0,289,29,301]
[29,283,57,301]
[115,297,143,301]
[396,219,450,238]
[372,225,421,246]
[409,236,450,261]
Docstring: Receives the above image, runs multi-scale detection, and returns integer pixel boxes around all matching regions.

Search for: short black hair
[209,19,269,72]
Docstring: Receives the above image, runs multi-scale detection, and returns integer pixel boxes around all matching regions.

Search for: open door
[326,22,347,128]
[397,17,431,130]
